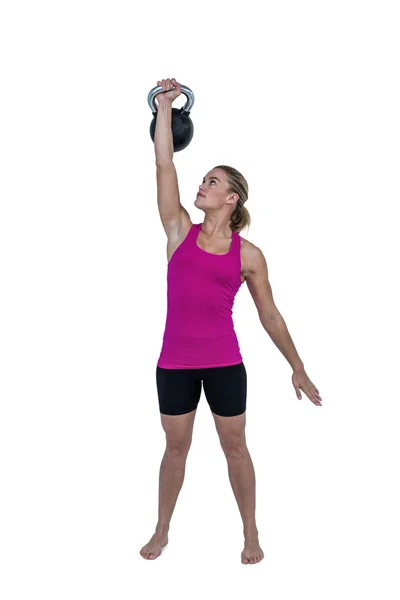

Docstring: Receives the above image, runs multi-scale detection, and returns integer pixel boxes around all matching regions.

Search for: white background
[1,0,399,598]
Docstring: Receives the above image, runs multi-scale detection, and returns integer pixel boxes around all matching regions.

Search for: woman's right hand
[156,78,182,105]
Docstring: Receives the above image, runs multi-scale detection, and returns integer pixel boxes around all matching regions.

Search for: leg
[140,408,197,560]
[156,408,197,534]
[212,410,264,564]
[212,411,257,535]
[203,362,264,564]
[140,367,201,560]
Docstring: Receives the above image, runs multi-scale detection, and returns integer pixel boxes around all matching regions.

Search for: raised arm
[154,78,192,242]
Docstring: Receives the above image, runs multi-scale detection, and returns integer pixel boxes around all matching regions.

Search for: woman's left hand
[292,368,322,406]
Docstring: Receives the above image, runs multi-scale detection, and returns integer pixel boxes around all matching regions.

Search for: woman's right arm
[154,79,190,239]
[154,101,174,166]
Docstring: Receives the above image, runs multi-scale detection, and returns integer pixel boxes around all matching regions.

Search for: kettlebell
[148,84,195,152]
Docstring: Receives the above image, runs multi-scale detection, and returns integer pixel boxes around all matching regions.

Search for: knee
[165,437,192,457]
[220,435,247,459]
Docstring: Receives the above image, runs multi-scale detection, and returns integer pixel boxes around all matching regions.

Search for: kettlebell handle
[147,84,195,114]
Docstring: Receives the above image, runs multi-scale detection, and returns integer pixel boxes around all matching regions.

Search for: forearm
[154,102,174,165]
[260,312,304,371]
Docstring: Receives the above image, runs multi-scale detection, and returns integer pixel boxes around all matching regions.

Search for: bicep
[156,163,181,235]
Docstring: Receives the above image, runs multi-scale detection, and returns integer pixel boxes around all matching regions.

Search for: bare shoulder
[239,237,265,277]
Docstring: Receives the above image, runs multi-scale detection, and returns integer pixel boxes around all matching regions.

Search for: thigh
[160,408,198,449]
[156,366,202,416]
[202,362,247,417]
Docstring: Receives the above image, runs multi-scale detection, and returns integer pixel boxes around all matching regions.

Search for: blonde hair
[214,165,251,235]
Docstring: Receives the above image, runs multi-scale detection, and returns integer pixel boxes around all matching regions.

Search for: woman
[140,78,323,564]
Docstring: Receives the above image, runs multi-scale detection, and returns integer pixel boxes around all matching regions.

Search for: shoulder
[239,237,265,277]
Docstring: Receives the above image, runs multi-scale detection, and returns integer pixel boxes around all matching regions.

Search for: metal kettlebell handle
[147,84,195,114]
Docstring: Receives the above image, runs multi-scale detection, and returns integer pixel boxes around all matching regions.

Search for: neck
[201,215,232,239]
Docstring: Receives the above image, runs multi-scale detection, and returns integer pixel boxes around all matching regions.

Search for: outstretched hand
[292,368,322,406]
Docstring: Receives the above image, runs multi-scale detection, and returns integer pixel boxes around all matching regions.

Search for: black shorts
[156,362,247,417]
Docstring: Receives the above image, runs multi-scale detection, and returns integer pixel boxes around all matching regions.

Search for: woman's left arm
[245,245,323,406]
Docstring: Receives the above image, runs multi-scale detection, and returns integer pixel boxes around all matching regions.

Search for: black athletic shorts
[156,362,247,417]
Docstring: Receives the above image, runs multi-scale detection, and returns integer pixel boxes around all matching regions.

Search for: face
[194,169,238,210]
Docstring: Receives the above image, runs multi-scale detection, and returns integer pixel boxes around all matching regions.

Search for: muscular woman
[140,78,323,564]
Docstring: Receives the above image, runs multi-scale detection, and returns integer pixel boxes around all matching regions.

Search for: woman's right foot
[140,532,169,560]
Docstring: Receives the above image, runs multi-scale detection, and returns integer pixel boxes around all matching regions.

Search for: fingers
[313,385,322,403]
[307,381,322,405]
[157,78,179,92]
[309,388,322,406]
[293,374,322,406]
[297,384,322,406]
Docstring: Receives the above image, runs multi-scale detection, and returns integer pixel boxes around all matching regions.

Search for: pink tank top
[157,222,244,369]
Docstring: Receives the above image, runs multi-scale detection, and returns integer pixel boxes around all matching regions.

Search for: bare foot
[140,532,169,560]
[241,536,264,564]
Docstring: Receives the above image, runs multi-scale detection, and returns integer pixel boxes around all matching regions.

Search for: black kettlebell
[148,84,195,152]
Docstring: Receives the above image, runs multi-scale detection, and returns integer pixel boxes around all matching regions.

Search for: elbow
[156,157,174,168]
[156,156,174,169]
[259,308,281,326]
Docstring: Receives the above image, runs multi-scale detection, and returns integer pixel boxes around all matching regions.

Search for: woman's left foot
[241,535,264,564]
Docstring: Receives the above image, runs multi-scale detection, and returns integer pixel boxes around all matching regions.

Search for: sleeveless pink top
[157,222,244,369]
